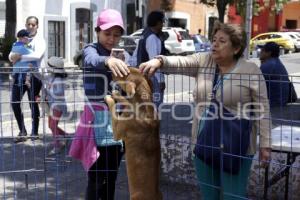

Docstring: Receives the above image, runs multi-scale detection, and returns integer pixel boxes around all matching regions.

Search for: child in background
[36,56,68,155]
[10,29,35,88]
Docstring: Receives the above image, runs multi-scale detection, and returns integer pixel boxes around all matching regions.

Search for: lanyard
[199,68,229,130]
[212,67,233,95]
[199,66,236,131]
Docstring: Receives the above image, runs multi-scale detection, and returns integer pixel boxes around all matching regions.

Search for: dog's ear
[125,81,136,97]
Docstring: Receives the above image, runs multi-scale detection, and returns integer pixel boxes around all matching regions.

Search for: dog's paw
[105,95,115,108]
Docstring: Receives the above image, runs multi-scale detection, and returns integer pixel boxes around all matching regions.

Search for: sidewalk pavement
[0,128,200,200]
[1,101,300,199]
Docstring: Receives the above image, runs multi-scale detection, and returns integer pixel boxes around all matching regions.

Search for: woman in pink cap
[69,9,129,200]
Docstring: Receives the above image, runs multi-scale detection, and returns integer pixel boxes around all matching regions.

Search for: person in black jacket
[259,42,290,108]
[136,10,167,108]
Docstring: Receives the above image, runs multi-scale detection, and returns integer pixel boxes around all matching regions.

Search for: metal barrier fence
[0,67,299,199]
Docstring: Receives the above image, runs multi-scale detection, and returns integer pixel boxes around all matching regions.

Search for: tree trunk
[4,0,16,38]
[3,0,16,60]
[216,0,228,23]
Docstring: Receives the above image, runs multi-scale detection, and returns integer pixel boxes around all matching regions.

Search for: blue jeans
[194,155,253,200]
[86,145,123,200]
[11,74,42,135]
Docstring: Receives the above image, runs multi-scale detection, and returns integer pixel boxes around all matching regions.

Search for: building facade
[228,0,300,37]
[281,1,300,30]
[3,0,220,64]
[147,0,218,37]
[13,0,143,65]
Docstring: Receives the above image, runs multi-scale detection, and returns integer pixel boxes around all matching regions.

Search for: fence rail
[0,68,300,199]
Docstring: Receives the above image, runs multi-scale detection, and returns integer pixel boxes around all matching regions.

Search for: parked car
[191,34,211,52]
[117,36,139,55]
[130,27,195,55]
[73,35,138,68]
[282,32,300,52]
[250,32,295,54]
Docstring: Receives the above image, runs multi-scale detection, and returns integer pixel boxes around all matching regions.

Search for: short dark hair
[147,11,164,27]
[17,29,30,38]
[261,42,280,57]
[26,16,39,25]
[95,26,101,32]
[212,21,247,60]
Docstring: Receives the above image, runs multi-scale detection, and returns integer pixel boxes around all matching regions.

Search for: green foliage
[200,0,298,23]
[236,0,297,20]
[273,0,291,13]
[200,0,235,22]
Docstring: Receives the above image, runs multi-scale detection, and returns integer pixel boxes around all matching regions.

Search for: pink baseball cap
[97,9,124,31]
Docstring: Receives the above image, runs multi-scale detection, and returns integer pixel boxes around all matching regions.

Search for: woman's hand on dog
[139,58,162,77]
[106,57,130,77]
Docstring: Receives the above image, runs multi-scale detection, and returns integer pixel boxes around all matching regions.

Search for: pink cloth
[69,104,106,171]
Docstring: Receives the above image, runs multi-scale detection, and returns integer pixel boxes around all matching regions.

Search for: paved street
[0,53,300,199]
[0,67,201,199]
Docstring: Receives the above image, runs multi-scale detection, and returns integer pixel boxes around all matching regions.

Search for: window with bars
[48,20,65,58]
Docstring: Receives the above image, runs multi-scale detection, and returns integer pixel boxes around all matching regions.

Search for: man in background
[9,16,46,142]
[259,42,290,108]
[136,10,167,108]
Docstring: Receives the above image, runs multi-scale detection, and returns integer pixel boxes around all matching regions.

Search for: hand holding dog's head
[111,67,153,102]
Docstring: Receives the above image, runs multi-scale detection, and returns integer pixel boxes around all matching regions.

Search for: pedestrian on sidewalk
[10,29,34,89]
[9,16,46,143]
[69,9,129,200]
[35,56,68,155]
[259,42,297,118]
[131,10,167,108]
[139,21,271,199]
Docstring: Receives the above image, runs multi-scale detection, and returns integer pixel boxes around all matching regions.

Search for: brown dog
[105,67,162,200]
